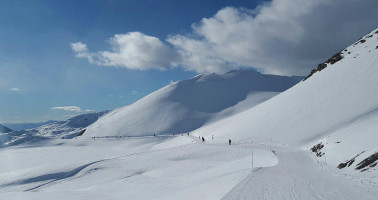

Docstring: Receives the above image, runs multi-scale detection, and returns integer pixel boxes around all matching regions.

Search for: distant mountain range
[0,124,12,133]
[3,120,57,131]
[0,111,109,147]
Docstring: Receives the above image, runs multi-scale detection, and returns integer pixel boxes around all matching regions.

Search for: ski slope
[85,70,299,137]
[1,135,377,200]
[193,28,378,174]
[0,136,277,200]
[223,147,377,200]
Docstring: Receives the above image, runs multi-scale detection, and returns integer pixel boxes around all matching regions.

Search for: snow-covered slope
[86,70,299,137]
[0,124,12,133]
[1,29,378,199]
[194,28,378,173]
[3,120,57,131]
[0,111,109,147]
[0,124,12,145]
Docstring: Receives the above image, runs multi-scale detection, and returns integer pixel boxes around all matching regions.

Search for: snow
[193,28,378,174]
[0,137,278,199]
[222,148,377,200]
[0,124,12,133]
[150,135,195,150]
[85,69,299,137]
[3,121,57,131]
[0,111,108,147]
[1,29,378,199]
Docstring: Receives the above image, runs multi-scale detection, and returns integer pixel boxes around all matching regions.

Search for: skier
[202,137,205,142]
[229,139,231,145]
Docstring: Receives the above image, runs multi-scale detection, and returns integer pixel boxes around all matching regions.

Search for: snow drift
[86,70,299,137]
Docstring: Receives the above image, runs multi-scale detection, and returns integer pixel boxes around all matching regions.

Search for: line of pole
[252,151,254,171]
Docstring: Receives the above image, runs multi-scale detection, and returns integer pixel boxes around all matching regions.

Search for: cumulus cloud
[71,32,181,70]
[71,42,93,62]
[168,0,378,75]
[51,106,83,112]
[72,0,378,75]
[10,87,20,91]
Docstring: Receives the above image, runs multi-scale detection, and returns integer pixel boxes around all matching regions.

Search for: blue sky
[1,0,377,123]
[0,0,264,123]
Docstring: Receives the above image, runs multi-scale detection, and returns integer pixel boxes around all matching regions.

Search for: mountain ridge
[0,124,12,133]
[86,69,300,137]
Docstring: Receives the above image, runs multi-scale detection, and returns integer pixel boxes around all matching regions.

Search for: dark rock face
[326,52,343,64]
[337,151,378,172]
[304,51,343,81]
[337,151,365,169]
[304,29,378,81]
[356,152,378,171]
[310,142,325,157]
[77,129,86,137]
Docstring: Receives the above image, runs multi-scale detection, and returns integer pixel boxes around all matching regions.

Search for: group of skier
[197,135,231,145]
[151,132,232,145]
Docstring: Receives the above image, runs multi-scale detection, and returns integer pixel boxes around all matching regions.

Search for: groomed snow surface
[1,136,377,200]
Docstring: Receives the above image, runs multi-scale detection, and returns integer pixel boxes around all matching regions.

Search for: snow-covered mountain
[0,111,108,147]
[0,124,12,133]
[194,28,378,174]
[1,29,378,200]
[86,70,300,137]
[3,120,57,131]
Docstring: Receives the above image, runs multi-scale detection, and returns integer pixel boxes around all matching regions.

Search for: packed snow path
[222,148,377,200]
[0,136,377,199]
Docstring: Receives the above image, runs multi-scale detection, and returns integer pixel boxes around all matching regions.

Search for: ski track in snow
[1,136,377,199]
[222,148,377,200]
[1,137,194,192]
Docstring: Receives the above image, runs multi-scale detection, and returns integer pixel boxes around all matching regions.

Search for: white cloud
[10,87,20,91]
[131,91,138,95]
[71,42,94,62]
[71,42,88,52]
[51,106,82,112]
[168,0,378,75]
[72,0,378,75]
[51,106,95,113]
[71,32,181,70]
